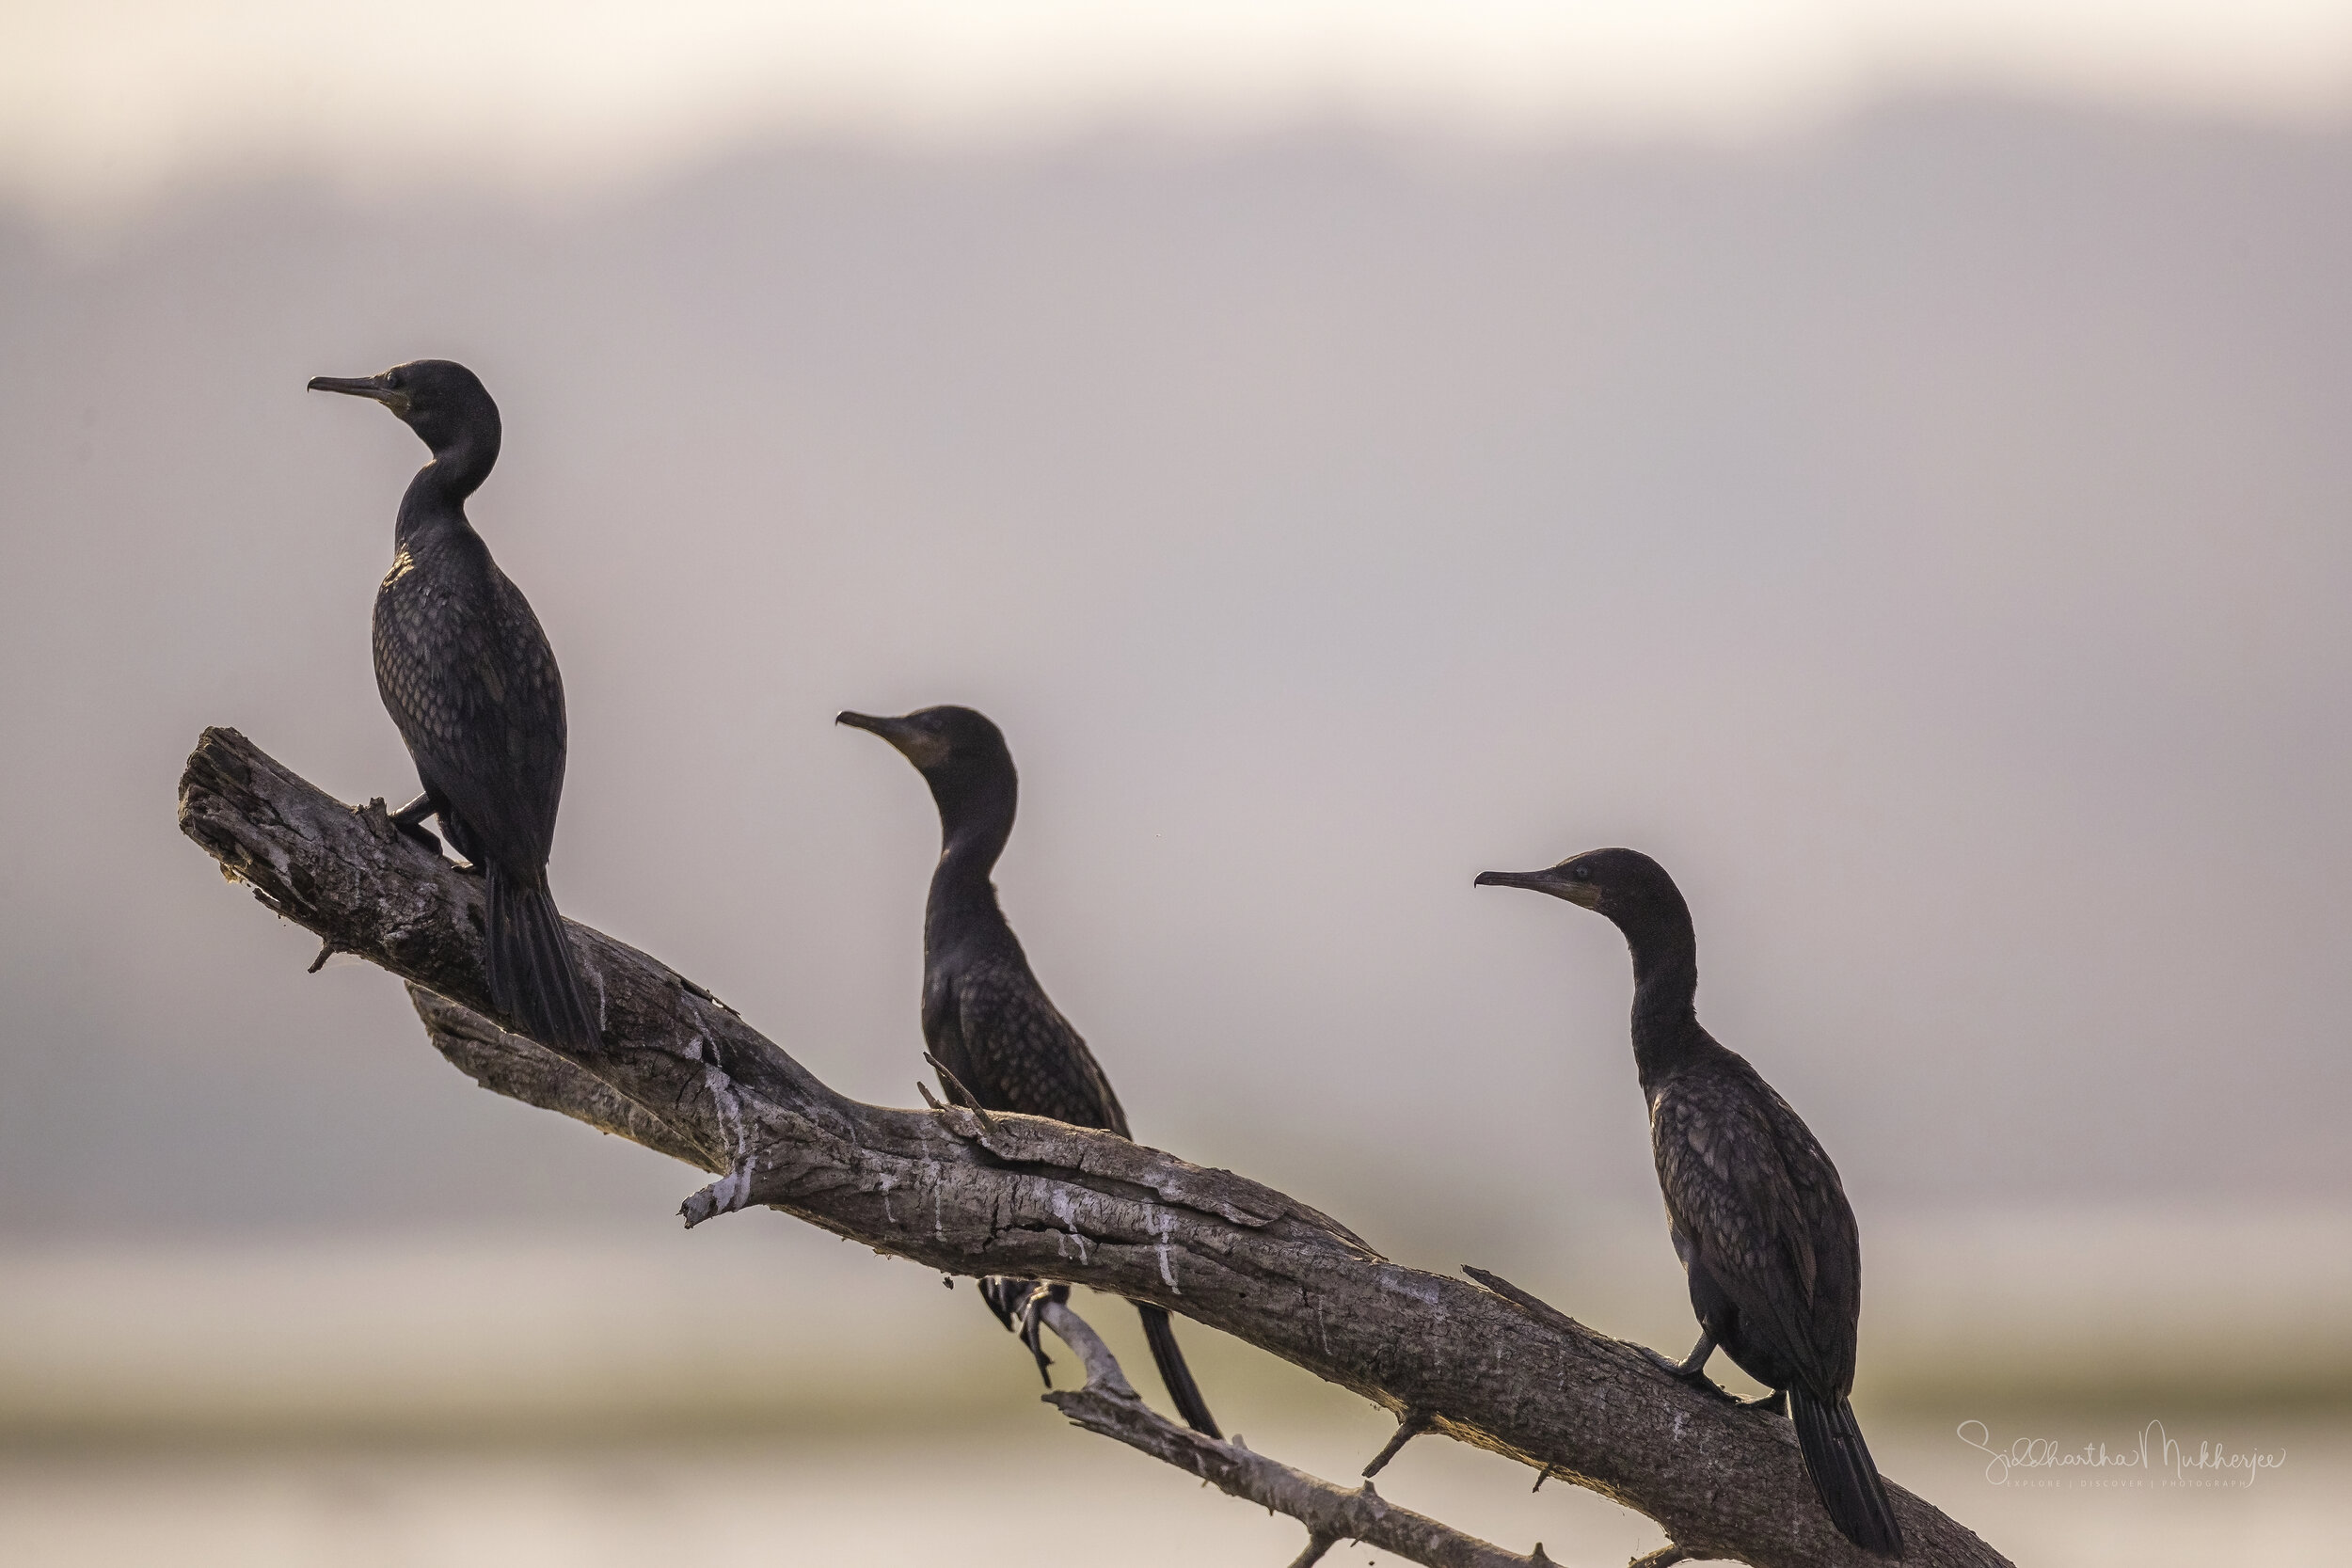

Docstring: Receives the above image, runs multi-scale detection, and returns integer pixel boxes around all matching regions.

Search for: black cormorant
[1476,847,1904,1557]
[310,360,598,1053]
[838,705,1220,1437]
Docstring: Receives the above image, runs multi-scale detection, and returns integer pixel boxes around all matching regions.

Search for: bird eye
[1571,865,1588,879]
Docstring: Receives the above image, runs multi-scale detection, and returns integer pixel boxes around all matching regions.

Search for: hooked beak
[837,710,946,768]
[308,373,408,414]
[1475,866,1599,909]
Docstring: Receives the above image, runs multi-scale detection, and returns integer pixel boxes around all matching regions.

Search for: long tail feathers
[485,863,599,1052]
[1790,1387,1905,1558]
[1136,1303,1221,1439]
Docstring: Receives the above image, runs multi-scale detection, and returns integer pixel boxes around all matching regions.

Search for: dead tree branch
[1032,1295,1553,1568]
[177,727,2009,1568]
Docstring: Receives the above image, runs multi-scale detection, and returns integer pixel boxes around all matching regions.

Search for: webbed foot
[389,793,443,855]
[1638,1337,1740,1404]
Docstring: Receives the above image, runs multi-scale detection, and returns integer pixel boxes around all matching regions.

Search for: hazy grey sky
[6,2,2351,221]
[3,80,2348,1248]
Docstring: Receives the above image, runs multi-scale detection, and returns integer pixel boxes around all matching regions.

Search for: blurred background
[3,2,2348,1563]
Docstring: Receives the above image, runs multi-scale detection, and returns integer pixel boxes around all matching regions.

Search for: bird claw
[393,819,442,855]
[385,794,443,856]
[977,1276,1066,1386]
[1638,1345,1740,1403]
[977,1275,1027,1332]
[1017,1296,1055,1385]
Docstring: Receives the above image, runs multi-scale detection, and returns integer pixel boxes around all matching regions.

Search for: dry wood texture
[177,726,2008,1568]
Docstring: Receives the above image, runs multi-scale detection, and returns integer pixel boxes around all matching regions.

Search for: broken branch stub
[1033,1297,1547,1568]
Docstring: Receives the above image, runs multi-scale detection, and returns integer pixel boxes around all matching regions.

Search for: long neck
[924,772,1017,950]
[1622,911,1708,1093]
[394,434,497,543]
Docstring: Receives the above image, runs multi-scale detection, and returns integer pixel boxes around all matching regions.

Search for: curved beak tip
[308,374,388,400]
[836,711,899,739]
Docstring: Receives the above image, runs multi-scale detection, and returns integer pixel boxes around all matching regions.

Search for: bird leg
[979,1277,1067,1385]
[1361,1406,1433,1478]
[388,793,443,855]
[1015,1285,1056,1384]
[423,795,489,874]
[1667,1332,1717,1379]
[977,1274,1028,1333]
[1745,1387,1788,1416]
[1639,1334,1740,1404]
[1019,1283,1074,1384]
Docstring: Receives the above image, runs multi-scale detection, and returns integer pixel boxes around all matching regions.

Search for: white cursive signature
[1956,1419,2286,1488]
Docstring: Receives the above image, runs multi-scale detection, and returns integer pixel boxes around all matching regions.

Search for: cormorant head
[836,705,1016,815]
[1476,847,1686,928]
[308,359,501,462]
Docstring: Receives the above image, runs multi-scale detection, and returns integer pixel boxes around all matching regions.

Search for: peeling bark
[178,727,2009,1568]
